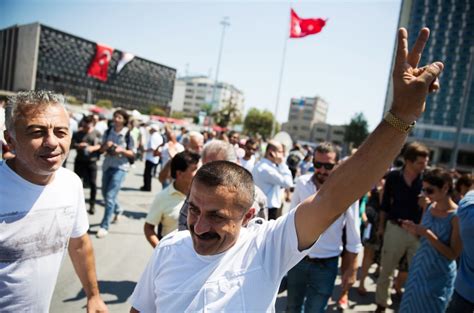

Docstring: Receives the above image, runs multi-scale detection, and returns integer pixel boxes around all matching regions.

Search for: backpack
[105,127,135,164]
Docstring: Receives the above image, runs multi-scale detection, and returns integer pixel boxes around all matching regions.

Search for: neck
[311,173,322,189]
[115,124,124,132]
[6,159,54,186]
[435,196,456,211]
[403,166,419,181]
[173,180,188,195]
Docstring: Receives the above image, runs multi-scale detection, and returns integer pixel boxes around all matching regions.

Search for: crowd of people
[1,27,473,313]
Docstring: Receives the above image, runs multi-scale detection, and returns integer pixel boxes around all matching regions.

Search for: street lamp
[211,16,230,112]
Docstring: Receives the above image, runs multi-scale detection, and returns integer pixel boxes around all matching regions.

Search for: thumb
[419,62,444,85]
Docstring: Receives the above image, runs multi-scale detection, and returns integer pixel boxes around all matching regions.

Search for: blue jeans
[287,256,339,313]
[446,291,474,313]
[100,167,127,230]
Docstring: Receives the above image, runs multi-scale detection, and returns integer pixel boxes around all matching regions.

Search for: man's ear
[4,130,15,150]
[242,207,256,226]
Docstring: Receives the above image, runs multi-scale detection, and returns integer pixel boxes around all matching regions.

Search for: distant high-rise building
[383,0,474,170]
[281,96,328,142]
[170,76,244,117]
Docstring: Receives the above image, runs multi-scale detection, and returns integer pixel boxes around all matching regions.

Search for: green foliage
[212,103,241,128]
[243,108,275,138]
[96,99,112,109]
[66,95,83,106]
[344,112,369,148]
[200,103,213,116]
[170,111,185,119]
[148,106,167,116]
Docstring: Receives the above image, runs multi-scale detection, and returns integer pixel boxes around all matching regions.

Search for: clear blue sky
[0,0,402,130]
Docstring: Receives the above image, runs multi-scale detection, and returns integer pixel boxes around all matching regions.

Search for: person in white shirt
[0,91,107,312]
[129,28,444,313]
[140,124,163,192]
[239,137,258,173]
[252,139,294,220]
[287,142,362,312]
[144,150,201,248]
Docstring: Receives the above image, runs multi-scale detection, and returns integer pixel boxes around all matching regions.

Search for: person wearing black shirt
[72,115,102,214]
[375,141,430,312]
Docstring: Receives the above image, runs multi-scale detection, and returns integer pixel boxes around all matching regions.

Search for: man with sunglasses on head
[375,141,430,312]
[286,142,362,313]
[130,28,444,313]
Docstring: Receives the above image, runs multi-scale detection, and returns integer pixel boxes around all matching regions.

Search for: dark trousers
[74,160,98,207]
[143,160,158,191]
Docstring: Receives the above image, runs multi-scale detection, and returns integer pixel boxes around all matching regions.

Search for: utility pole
[211,16,230,113]
[450,46,474,169]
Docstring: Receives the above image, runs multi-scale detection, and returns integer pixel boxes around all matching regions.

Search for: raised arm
[295,27,444,250]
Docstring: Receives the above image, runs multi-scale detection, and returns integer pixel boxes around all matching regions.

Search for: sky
[0,0,402,130]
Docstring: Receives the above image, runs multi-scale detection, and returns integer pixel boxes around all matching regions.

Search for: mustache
[189,225,220,240]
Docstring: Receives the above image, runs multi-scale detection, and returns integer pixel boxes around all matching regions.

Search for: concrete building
[170,76,245,116]
[311,122,346,146]
[0,23,176,111]
[282,96,328,142]
[383,0,474,171]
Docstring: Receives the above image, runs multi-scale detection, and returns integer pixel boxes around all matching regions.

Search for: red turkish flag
[290,9,326,39]
[87,44,114,81]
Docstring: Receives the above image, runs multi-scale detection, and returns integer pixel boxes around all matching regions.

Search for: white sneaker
[96,228,109,238]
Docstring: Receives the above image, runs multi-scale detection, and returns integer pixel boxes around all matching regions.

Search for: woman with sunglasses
[398,168,462,313]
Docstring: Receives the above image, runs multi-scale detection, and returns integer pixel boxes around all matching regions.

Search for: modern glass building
[0,23,176,111]
[384,0,474,170]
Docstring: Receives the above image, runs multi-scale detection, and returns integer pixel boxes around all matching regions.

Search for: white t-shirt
[131,209,313,312]
[0,161,89,313]
[145,132,164,164]
[239,155,256,173]
[290,173,362,257]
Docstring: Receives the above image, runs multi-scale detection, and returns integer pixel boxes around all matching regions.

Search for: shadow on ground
[63,280,136,305]
[123,210,147,220]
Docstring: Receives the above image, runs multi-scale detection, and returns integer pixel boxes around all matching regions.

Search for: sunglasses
[314,162,335,170]
[422,187,435,195]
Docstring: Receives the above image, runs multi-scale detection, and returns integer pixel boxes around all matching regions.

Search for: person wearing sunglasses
[287,142,362,312]
[375,141,430,311]
[399,168,461,313]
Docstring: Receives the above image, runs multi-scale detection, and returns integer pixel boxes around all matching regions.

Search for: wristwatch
[383,111,416,134]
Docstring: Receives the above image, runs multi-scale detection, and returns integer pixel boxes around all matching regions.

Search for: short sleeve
[146,194,164,226]
[70,178,89,238]
[130,249,158,312]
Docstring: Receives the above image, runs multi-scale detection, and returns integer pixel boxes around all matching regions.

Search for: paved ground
[51,155,399,312]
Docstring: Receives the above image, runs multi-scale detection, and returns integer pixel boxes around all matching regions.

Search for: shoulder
[157,230,191,250]
[295,173,312,185]
[385,169,400,180]
[56,167,82,184]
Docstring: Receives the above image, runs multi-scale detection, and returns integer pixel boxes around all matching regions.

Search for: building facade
[170,76,245,116]
[282,96,328,142]
[383,0,474,170]
[0,23,176,111]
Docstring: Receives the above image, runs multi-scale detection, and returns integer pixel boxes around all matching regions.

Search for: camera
[107,144,117,154]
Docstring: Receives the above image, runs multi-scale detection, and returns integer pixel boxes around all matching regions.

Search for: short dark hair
[423,167,453,194]
[193,161,254,212]
[171,151,201,179]
[403,141,429,162]
[456,173,473,193]
[81,115,95,125]
[113,109,130,125]
[245,138,257,146]
[314,142,340,162]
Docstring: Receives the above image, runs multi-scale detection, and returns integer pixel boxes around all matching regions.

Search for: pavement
[51,154,399,312]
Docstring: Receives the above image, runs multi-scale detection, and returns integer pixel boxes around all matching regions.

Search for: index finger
[394,28,408,70]
[407,28,430,68]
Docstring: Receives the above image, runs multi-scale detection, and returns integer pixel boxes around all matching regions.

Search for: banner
[116,52,135,74]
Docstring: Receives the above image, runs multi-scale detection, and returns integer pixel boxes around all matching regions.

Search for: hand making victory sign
[391,27,444,124]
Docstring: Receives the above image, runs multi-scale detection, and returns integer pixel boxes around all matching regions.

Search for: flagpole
[271,9,291,138]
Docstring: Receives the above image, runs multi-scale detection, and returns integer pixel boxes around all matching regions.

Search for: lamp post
[211,16,230,113]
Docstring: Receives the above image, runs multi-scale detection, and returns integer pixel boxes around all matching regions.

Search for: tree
[244,108,275,139]
[200,103,213,116]
[344,112,369,148]
[96,99,112,109]
[148,106,167,116]
[212,103,241,128]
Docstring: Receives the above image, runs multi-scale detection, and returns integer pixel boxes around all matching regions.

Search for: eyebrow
[187,200,224,214]
[26,125,69,131]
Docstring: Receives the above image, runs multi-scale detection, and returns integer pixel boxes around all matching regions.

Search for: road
[51,155,399,312]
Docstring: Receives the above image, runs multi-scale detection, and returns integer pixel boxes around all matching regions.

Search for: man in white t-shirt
[140,124,164,192]
[129,28,444,312]
[0,91,107,312]
[287,142,362,312]
[144,150,201,248]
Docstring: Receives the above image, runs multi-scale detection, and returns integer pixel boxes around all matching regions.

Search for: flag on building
[116,52,135,74]
[87,43,114,81]
[290,8,326,39]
